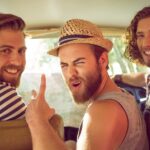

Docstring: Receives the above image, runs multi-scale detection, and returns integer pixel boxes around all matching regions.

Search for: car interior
[1,0,150,145]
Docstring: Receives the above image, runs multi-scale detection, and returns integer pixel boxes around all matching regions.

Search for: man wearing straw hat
[26,19,149,150]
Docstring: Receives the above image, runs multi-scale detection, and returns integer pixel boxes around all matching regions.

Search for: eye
[18,48,26,55]
[75,61,85,65]
[136,33,144,39]
[0,48,11,55]
[61,63,68,69]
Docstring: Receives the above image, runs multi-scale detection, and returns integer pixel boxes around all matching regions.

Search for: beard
[68,63,102,104]
[0,64,24,87]
[139,47,150,67]
[143,56,150,67]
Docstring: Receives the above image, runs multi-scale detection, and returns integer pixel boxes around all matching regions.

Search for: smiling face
[58,43,102,104]
[136,17,150,67]
[0,29,26,87]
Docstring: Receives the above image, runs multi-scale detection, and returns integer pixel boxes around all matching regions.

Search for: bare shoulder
[85,99,128,128]
[78,99,128,149]
[87,99,126,117]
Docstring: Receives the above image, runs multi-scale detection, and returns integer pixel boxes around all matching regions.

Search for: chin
[73,96,89,104]
[5,78,20,87]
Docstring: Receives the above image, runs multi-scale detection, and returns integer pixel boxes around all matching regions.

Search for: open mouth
[70,80,81,88]
[72,82,80,87]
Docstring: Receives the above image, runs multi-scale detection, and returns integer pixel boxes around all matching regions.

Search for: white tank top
[78,90,149,150]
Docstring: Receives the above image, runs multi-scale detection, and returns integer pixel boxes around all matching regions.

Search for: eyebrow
[0,45,14,49]
[61,57,86,64]
[73,57,85,63]
[136,31,143,34]
[0,45,26,50]
[136,29,150,34]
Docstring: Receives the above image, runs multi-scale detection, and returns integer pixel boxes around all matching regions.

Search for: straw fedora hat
[48,19,112,56]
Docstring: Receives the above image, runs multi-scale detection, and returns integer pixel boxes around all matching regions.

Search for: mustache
[68,76,81,82]
[3,64,24,71]
[143,46,150,50]
[67,76,83,86]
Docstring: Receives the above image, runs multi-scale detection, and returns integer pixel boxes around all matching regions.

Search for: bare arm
[27,118,67,150]
[77,100,128,150]
[112,72,146,87]
[25,75,127,150]
[25,74,67,150]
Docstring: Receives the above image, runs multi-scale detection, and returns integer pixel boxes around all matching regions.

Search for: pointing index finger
[38,74,46,100]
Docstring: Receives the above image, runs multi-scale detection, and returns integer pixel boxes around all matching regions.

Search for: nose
[67,65,78,79]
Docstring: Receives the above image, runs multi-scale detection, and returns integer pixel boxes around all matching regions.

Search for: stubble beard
[0,65,24,87]
[71,65,102,104]
[139,46,150,67]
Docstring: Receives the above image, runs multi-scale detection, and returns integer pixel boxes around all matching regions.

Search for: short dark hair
[124,6,150,65]
[91,45,109,69]
[92,45,107,60]
[0,13,25,31]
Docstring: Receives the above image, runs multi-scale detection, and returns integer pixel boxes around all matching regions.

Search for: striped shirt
[0,82,26,121]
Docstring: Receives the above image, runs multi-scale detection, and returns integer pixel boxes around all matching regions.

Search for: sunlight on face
[0,29,26,87]
[137,17,150,67]
[58,43,102,103]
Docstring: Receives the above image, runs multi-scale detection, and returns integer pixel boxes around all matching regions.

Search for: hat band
[59,34,92,45]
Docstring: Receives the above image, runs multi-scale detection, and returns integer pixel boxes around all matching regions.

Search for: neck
[92,73,108,100]
[92,74,121,100]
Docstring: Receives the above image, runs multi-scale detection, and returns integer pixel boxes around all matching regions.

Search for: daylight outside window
[18,36,148,127]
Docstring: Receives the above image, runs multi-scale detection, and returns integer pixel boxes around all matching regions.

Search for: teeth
[145,52,150,55]
[72,80,80,84]
[144,50,150,55]
[6,68,18,74]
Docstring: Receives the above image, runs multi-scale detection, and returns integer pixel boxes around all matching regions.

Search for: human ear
[98,52,108,68]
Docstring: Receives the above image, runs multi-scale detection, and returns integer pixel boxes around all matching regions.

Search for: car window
[18,35,148,126]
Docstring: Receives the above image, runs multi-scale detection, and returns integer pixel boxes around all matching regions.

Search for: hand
[25,74,55,126]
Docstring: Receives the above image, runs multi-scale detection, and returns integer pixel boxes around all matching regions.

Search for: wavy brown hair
[124,6,150,65]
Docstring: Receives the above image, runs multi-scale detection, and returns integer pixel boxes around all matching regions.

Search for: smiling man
[0,13,33,150]
[0,13,27,121]
[0,28,26,86]
[124,6,150,145]
[125,6,150,67]
[118,7,150,88]
[136,16,150,66]
[26,19,149,150]
[118,7,150,101]
[0,13,64,150]
[113,7,150,89]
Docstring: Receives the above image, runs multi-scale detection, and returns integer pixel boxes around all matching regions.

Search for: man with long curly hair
[124,6,150,66]
[113,7,150,88]
[123,6,150,145]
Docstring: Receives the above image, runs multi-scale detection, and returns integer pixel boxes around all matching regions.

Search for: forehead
[137,17,150,31]
[58,43,94,60]
[0,29,25,47]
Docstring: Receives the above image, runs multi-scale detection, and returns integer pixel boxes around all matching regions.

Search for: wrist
[27,118,49,130]
[114,74,122,82]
